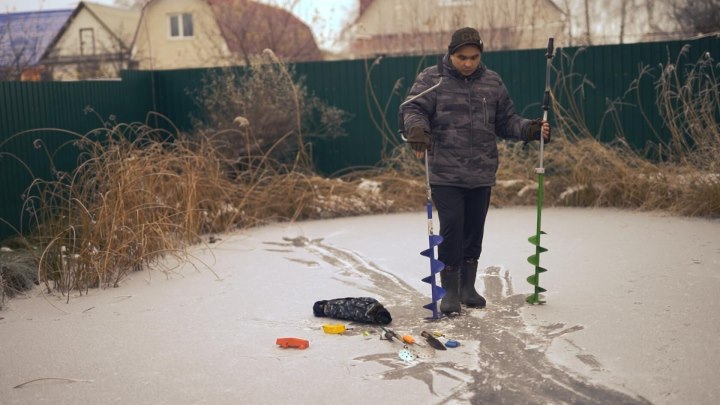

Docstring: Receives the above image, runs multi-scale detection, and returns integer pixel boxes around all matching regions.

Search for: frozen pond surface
[1,207,718,404]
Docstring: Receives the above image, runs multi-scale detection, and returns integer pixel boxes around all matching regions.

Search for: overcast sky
[1,0,356,50]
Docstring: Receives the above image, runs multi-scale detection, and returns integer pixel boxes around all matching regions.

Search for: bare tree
[345,0,562,57]
[0,15,53,80]
[645,0,664,33]
[667,0,720,35]
[209,0,322,65]
[583,0,593,45]
[559,0,575,46]
[619,0,629,43]
[552,0,678,46]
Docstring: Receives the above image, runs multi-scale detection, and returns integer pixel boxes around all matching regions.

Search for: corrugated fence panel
[298,55,438,175]
[154,68,207,132]
[551,38,719,148]
[482,47,547,118]
[0,74,153,238]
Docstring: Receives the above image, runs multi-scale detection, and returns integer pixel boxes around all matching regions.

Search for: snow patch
[560,185,588,200]
[357,178,381,194]
[518,184,537,197]
[497,179,524,188]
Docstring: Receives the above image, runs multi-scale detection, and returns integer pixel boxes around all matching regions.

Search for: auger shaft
[420,154,445,319]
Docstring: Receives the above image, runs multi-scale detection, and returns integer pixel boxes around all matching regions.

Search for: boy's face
[450,45,482,77]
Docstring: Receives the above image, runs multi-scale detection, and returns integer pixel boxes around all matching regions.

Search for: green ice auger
[527,37,555,305]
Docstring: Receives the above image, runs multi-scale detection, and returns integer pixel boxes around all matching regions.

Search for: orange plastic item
[276,338,309,349]
[402,335,415,344]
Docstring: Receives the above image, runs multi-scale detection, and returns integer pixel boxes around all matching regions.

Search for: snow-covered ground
[1,207,718,404]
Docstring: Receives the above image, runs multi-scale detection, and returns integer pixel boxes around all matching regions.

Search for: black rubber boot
[460,258,487,308]
[440,266,461,314]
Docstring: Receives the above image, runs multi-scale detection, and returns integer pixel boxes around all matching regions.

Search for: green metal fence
[0,72,155,238]
[1,37,718,238]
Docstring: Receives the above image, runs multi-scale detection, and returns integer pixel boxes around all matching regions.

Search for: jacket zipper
[467,79,473,155]
[483,97,488,125]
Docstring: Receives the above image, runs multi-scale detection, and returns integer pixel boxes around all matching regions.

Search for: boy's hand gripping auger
[527,38,555,305]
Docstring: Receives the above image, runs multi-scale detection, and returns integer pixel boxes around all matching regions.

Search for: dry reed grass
[1,118,428,305]
[361,48,719,217]
[0,250,38,305]
[492,46,719,216]
[19,117,238,298]
[0,52,424,303]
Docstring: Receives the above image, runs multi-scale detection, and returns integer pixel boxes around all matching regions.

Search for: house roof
[41,1,141,60]
[207,0,322,62]
[83,2,141,47]
[358,0,374,19]
[0,9,73,67]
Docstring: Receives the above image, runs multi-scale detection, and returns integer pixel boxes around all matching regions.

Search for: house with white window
[41,1,141,80]
[131,0,231,70]
[131,0,322,70]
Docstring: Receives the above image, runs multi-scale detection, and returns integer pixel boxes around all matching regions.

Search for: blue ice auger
[398,56,447,319]
[420,156,445,319]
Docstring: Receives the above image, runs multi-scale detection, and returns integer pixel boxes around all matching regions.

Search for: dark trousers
[431,185,492,268]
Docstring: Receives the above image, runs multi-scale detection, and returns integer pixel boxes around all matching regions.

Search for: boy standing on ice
[401,27,551,314]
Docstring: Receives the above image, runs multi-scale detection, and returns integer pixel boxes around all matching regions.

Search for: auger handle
[399,55,444,141]
[543,37,554,114]
[546,38,554,59]
[539,37,555,171]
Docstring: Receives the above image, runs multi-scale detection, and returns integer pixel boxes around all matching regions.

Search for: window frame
[79,27,96,55]
[168,13,194,39]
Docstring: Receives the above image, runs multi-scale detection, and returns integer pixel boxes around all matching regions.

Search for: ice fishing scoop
[421,331,447,350]
[445,340,460,348]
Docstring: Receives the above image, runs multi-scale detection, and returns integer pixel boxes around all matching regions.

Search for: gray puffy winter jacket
[402,54,532,188]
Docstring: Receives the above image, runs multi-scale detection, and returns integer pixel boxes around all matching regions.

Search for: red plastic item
[276,337,309,349]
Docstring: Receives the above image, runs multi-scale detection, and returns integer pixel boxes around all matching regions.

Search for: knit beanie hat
[448,27,484,54]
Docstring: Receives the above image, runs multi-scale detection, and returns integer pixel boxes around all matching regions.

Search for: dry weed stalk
[654,46,720,170]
